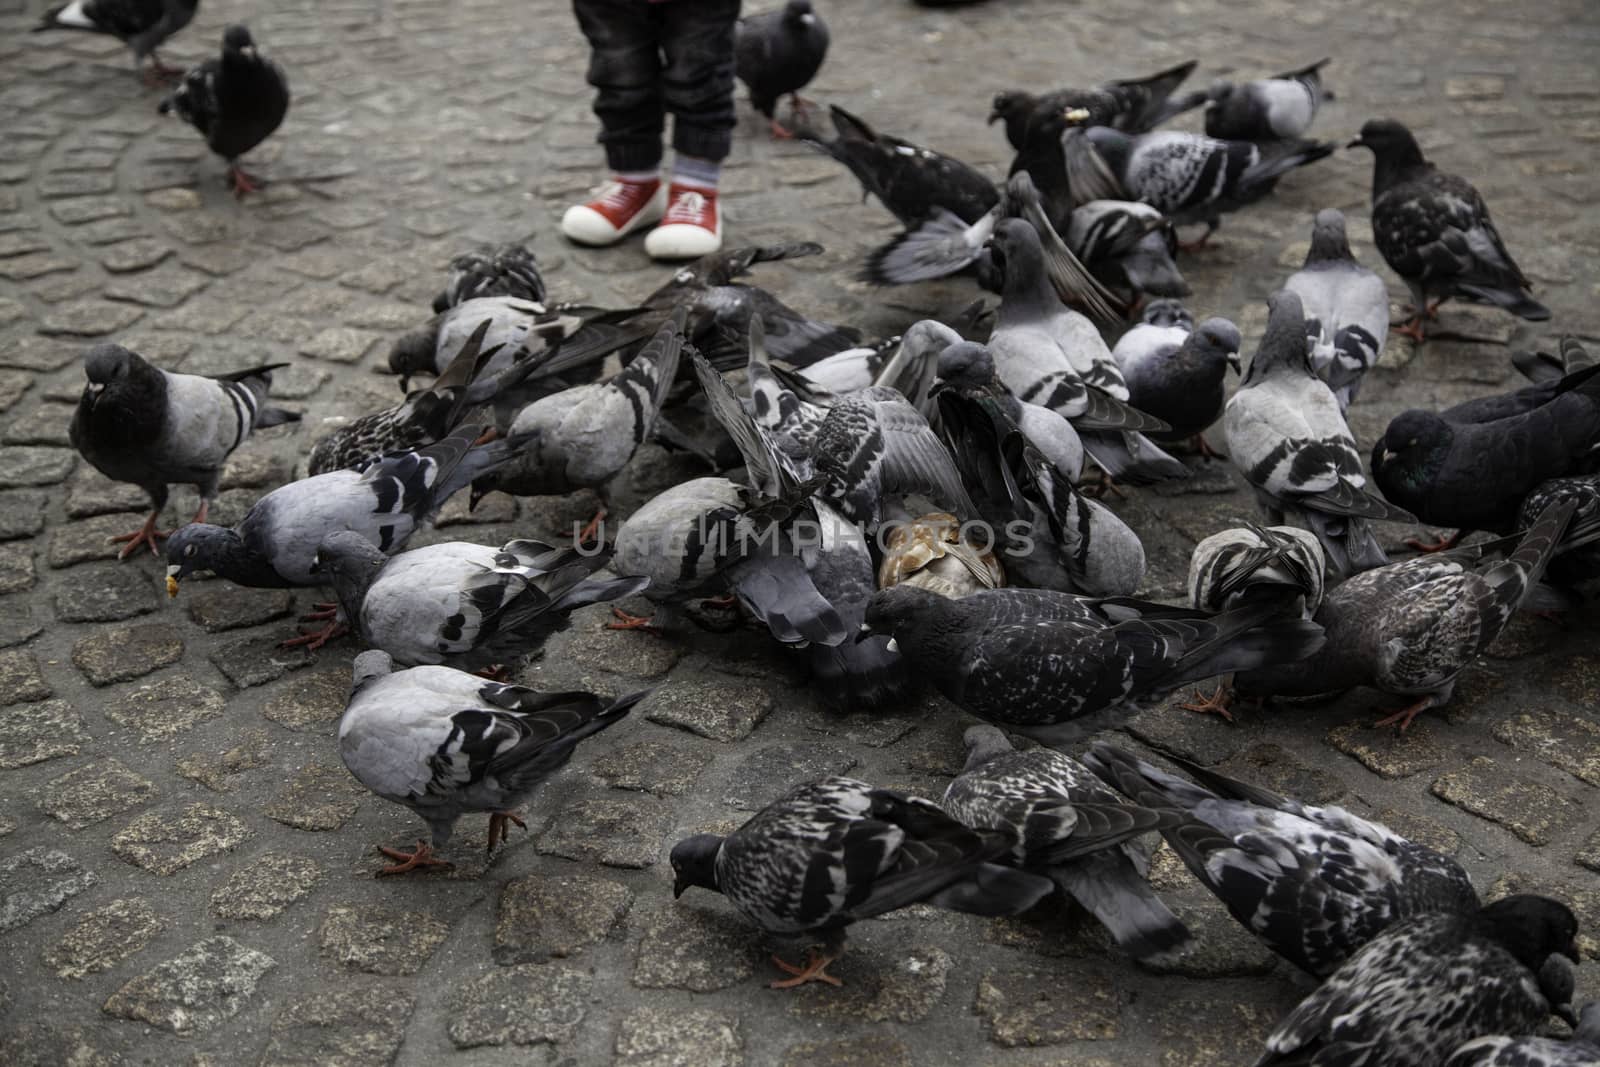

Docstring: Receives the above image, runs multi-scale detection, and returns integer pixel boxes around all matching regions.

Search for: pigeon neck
[1370,142,1430,197]
[203,528,296,588]
[89,367,167,446]
[1303,228,1353,266]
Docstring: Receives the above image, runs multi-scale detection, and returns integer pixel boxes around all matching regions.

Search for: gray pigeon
[69,343,299,560]
[315,532,648,672]
[1234,498,1575,731]
[1224,289,1412,578]
[1188,524,1325,617]
[944,727,1191,960]
[1204,58,1332,141]
[1255,896,1580,1067]
[468,308,687,540]
[1065,199,1190,301]
[1112,303,1242,456]
[1448,1002,1600,1067]
[432,242,546,314]
[864,585,1324,746]
[938,339,1085,482]
[340,650,646,873]
[735,0,829,137]
[1080,126,1334,247]
[1283,209,1389,413]
[670,776,1054,988]
[34,0,198,84]
[1084,743,1479,978]
[1349,118,1549,342]
[796,317,961,421]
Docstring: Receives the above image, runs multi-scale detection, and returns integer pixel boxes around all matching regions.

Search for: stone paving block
[263,761,363,831]
[37,299,143,336]
[1326,719,1448,779]
[1491,709,1600,786]
[0,445,75,486]
[261,984,416,1067]
[211,851,323,920]
[0,490,46,540]
[40,757,156,828]
[1431,757,1582,846]
[263,665,349,731]
[779,1034,912,1067]
[185,587,296,632]
[616,1006,743,1067]
[566,624,685,678]
[0,542,36,594]
[633,903,763,992]
[643,678,774,743]
[112,804,251,875]
[102,672,226,740]
[102,936,276,1034]
[447,962,591,1049]
[319,903,450,976]
[0,846,96,933]
[1154,998,1286,1067]
[785,944,952,1023]
[54,562,160,622]
[177,729,271,792]
[44,897,165,979]
[722,741,859,810]
[495,869,633,963]
[49,511,154,567]
[71,622,184,685]
[0,648,51,704]
[974,964,1125,1047]
[593,738,713,796]
[1218,742,1347,805]
[210,632,315,688]
[0,699,87,768]
[0,1023,122,1067]
[536,792,673,869]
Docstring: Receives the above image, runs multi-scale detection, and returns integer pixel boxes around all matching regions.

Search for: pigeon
[878,512,1005,599]
[1225,289,1412,578]
[431,242,546,314]
[314,531,649,672]
[467,308,687,541]
[944,727,1192,960]
[735,0,829,137]
[341,650,647,873]
[794,315,966,419]
[158,24,289,197]
[1112,304,1242,456]
[1282,209,1389,413]
[863,585,1324,745]
[669,776,1054,988]
[1371,363,1600,547]
[1065,200,1189,301]
[1188,524,1326,617]
[937,339,1085,482]
[1349,118,1550,341]
[1254,895,1580,1067]
[1448,1002,1600,1067]
[985,217,1190,488]
[165,425,524,649]
[69,343,299,560]
[307,318,529,476]
[33,0,198,84]
[1203,58,1332,142]
[1512,336,1594,386]
[1233,498,1575,730]
[1080,126,1334,247]
[1084,743,1479,977]
[1514,474,1600,611]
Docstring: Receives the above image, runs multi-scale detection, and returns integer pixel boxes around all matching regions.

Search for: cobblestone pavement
[2,0,1599,1064]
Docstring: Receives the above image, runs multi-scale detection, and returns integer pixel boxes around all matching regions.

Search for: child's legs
[573,0,666,173]
[657,0,740,165]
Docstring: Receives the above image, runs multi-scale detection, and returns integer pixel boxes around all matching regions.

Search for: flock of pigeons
[37,2,1600,1065]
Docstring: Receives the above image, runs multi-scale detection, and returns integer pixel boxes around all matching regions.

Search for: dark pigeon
[670,776,1054,988]
[69,343,298,560]
[1512,336,1593,386]
[1349,117,1549,342]
[431,242,546,314]
[1448,1002,1600,1067]
[34,0,198,84]
[1065,199,1190,301]
[735,0,829,137]
[1283,208,1389,413]
[1112,302,1242,454]
[158,24,289,197]
[1204,58,1332,141]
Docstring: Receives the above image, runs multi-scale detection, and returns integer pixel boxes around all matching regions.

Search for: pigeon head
[1241,290,1311,382]
[388,327,440,392]
[937,342,996,390]
[902,318,964,368]
[1538,954,1580,1029]
[1372,409,1453,495]
[783,0,816,24]
[1347,119,1427,190]
[864,584,948,641]
[1474,894,1582,971]
[351,650,394,687]
[987,91,1037,148]
[988,218,1047,299]
[961,725,1017,771]
[1190,318,1244,376]
[313,530,386,585]
[1140,299,1194,331]
[669,833,724,898]
[1304,209,1355,265]
[1204,78,1235,105]
[222,24,256,58]
[80,343,149,404]
[164,523,247,590]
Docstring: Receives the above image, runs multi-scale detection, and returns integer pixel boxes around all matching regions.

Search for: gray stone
[0,445,75,486]
[0,699,87,768]
[49,512,152,567]
[1432,757,1582,846]
[263,761,363,831]
[44,897,165,979]
[536,793,672,869]
[780,1034,912,1067]
[616,1007,743,1067]
[37,299,144,336]
[722,741,859,810]
[0,372,33,417]
[1153,998,1285,1067]
[643,679,773,743]
[494,869,633,963]
[210,632,315,688]
[447,962,591,1049]
[0,542,35,594]
[632,904,761,992]
[40,758,156,828]
[786,944,952,1023]
[2,403,72,445]
[319,904,450,976]
[102,672,226,741]
[300,326,380,363]
[54,563,160,621]
[0,489,47,539]
[566,623,684,678]
[111,804,251,875]
[177,730,271,792]
[0,847,97,933]
[0,1024,122,1067]
[1491,709,1600,786]
[974,965,1125,1046]
[71,622,184,686]
[211,851,323,920]
[64,470,149,518]
[1326,719,1448,779]
[1218,742,1347,805]
[187,587,295,631]
[262,984,416,1067]
[0,648,51,704]
[593,739,713,797]
[263,666,349,731]
[102,936,276,1034]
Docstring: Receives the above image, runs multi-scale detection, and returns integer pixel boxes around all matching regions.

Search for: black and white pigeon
[431,242,546,314]
[315,532,648,672]
[158,24,289,197]
[1084,743,1478,977]
[34,0,198,84]
[1188,523,1326,618]
[1283,208,1389,413]
[1112,302,1242,456]
[938,339,1084,482]
[1080,126,1334,247]
[863,585,1324,745]
[735,0,829,138]
[467,308,687,539]
[1225,289,1412,578]
[1371,363,1600,546]
[986,218,1190,488]
[944,726,1192,960]
[1448,1002,1600,1067]
[1514,474,1600,611]
[793,317,957,420]
[341,650,647,873]
[1065,200,1190,301]
[307,319,525,476]
[1349,118,1550,342]
[1203,58,1333,142]
[1234,498,1575,731]
[669,776,1054,988]
[69,343,299,560]
[1254,895,1581,1067]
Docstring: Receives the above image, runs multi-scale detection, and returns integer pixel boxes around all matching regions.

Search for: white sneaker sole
[560,185,667,246]
[646,218,724,260]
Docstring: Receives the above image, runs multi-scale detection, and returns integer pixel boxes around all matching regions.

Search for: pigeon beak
[165,572,180,598]
[1226,353,1242,374]
[671,878,687,900]
[242,45,258,61]
[1562,939,1582,963]
[1345,136,1365,149]
[985,108,1002,126]
[87,382,105,397]
[800,12,816,24]
[1557,1002,1580,1028]
[1380,448,1397,465]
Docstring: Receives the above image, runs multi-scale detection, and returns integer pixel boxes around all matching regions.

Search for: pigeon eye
[1407,437,1418,447]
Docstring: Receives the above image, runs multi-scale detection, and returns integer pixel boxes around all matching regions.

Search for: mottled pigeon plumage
[1448,1002,1600,1067]
[432,242,546,314]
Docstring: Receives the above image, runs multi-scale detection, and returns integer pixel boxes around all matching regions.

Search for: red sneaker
[645,184,723,260]
[561,177,665,246]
